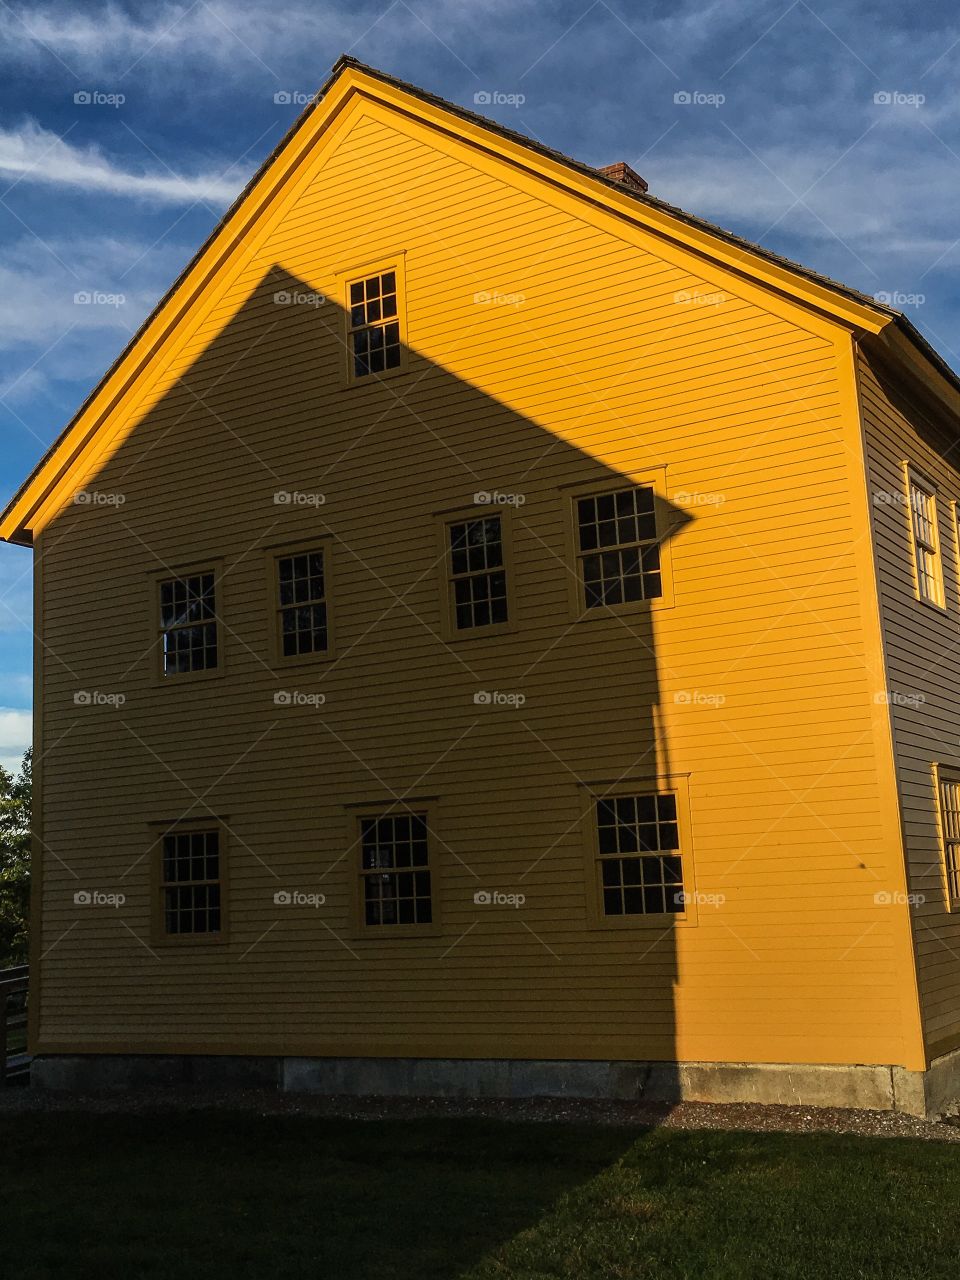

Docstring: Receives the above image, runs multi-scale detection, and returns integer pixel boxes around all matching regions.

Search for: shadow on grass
[6,1111,960,1280]
[4,1111,642,1280]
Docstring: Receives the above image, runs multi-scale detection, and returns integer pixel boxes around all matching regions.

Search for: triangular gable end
[0,57,907,546]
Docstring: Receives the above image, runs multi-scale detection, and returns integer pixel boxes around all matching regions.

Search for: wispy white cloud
[0,119,246,203]
[0,708,32,776]
[0,1,349,76]
[645,134,960,281]
[0,232,195,416]
[0,233,186,345]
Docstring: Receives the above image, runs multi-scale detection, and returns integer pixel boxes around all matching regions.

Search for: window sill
[351,924,442,941]
[152,668,227,689]
[914,594,949,616]
[273,649,338,668]
[443,622,518,643]
[588,912,695,931]
[152,933,229,948]
[343,365,411,392]
[573,596,673,622]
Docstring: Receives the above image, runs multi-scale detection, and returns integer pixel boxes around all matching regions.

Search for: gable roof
[0,56,952,547]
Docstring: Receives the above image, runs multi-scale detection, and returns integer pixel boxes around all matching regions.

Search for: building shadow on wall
[43,263,693,1129]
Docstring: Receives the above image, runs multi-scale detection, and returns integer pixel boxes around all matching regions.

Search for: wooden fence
[0,965,29,1084]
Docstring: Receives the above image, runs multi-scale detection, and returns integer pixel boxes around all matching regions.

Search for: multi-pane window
[448,516,508,630]
[576,486,662,609]
[909,477,944,607]
[277,551,328,657]
[159,572,218,675]
[348,270,401,378]
[161,829,222,936]
[596,794,684,916]
[359,813,432,927]
[938,774,960,907]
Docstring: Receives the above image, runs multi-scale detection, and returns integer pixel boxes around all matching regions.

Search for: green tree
[0,749,32,969]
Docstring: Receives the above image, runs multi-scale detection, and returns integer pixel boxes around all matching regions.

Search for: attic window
[347,269,401,378]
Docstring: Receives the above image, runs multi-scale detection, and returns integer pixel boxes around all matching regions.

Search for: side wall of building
[859,341,960,1061]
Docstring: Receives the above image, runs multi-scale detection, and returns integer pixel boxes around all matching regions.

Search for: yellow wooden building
[5,58,960,1113]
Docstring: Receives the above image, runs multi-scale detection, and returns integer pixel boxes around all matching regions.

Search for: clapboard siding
[858,345,960,1057]
[31,105,921,1069]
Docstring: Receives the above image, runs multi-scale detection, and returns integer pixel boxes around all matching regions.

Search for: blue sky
[1,0,959,772]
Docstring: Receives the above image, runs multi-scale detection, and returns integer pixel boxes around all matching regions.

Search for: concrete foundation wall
[29,1053,960,1118]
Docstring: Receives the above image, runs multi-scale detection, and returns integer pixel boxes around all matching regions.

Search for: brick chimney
[597,162,648,194]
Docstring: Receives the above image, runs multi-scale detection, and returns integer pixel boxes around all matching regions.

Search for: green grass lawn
[4,1111,959,1279]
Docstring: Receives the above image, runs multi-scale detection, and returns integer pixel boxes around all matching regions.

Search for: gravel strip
[2,1085,959,1141]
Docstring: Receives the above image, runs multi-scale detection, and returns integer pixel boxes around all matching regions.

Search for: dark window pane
[161,832,221,935]
[349,274,402,378]
[597,794,685,918]
[359,813,431,927]
[159,574,218,674]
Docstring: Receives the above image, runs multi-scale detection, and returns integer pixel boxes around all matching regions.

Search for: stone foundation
[28,1052,960,1119]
